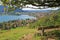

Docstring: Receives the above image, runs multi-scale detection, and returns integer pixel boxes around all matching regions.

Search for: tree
[1,0,60,11]
[1,0,27,13]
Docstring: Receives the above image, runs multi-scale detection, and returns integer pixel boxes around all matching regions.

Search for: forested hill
[30,10,60,28]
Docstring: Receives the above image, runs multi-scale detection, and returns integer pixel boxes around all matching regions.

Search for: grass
[0,27,36,40]
[33,35,41,40]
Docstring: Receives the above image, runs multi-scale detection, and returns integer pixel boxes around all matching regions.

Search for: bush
[45,30,60,38]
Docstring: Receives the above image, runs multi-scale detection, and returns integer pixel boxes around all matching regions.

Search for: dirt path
[20,33,34,40]
[37,27,60,33]
[19,27,60,40]
[44,27,60,32]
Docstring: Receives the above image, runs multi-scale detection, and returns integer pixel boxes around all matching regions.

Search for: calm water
[0,15,36,22]
[0,6,59,23]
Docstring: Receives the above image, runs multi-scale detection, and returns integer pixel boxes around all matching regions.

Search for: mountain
[0,5,59,13]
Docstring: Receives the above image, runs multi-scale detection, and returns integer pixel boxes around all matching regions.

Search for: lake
[0,6,59,23]
[0,15,36,23]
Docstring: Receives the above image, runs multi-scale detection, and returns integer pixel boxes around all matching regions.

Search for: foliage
[0,27,36,40]
[1,0,60,12]
[0,19,36,30]
[30,10,60,28]
[45,30,60,40]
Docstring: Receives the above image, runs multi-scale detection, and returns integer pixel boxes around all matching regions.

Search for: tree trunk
[41,27,44,36]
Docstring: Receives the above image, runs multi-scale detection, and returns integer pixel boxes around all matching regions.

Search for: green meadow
[0,27,37,40]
